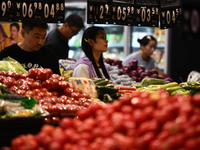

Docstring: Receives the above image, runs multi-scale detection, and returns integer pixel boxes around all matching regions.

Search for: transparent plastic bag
[0,56,28,73]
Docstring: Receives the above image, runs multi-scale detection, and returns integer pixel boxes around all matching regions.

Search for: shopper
[72,26,110,79]
[2,22,23,49]
[43,14,84,59]
[0,22,60,75]
[123,35,157,70]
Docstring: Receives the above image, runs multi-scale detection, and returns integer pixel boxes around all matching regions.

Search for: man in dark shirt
[43,14,84,59]
[0,22,60,75]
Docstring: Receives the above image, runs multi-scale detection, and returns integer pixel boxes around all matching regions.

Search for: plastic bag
[0,56,28,73]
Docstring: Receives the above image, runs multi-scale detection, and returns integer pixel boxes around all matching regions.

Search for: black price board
[160,0,182,29]
[0,0,14,21]
[111,0,135,26]
[14,0,65,23]
[182,0,200,38]
[135,0,159,27]
[87,0,111,24]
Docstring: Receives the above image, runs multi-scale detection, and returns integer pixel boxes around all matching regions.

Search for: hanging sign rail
[0,0,65,23]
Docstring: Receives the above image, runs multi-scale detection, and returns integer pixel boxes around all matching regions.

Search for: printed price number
[138,7,158,23]
[161,7,182,28]
[20,2,57,19]
[44,2,64,19]
[165,10,176,25]
[1,0,12,18]
[98,3,109,20]
[16,1,41,19]
[116,5,127,21]
[87,3,95,23]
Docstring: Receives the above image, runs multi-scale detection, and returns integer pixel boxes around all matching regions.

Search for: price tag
[14,0,64,23]
[182,1,200,38]
[160,0,182,29]
[0,0,14,21]
[87,0,111,24]
[111,0,135,26]
[135,0,159,27]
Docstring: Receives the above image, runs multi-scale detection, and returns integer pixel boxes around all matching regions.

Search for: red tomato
[192,94,200,107]
[79,93,90,99]
[0,75,4,83]
[15,89,26,95]
[3,77,16,87]
[41,125,55,135]
[20,73,28,79]
[57,76,66,81]
[42,79,52,90]
[30,81,42,89]
[28,68,39,79]
[77,108,91,120]
[64,87,74,97]
[50,78,59,90]
[49,142,62,150]
[15,79,26,86]
[58,81,70,91]
[45,68,53,78]
[71,92,80,100]
[0,71,7,76]
[120,105,133,114]
[60,118,74,129]
[8,71,21,80]
[133,109,147,125]
[50,74,60,79]
[10,85,19,92]
[11,137,24,148]
[37,69,51,81]
[19,84,30,91]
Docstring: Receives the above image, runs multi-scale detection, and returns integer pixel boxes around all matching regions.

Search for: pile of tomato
[0,69,93,122]
[6,90,200,150]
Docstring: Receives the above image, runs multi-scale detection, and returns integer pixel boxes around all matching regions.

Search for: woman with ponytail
[72,26,110,79]
[123,35,157,70]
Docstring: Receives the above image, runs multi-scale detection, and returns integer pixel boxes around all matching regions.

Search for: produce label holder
[111,0,135,26]
[135,0,159,27]
[0,0,65,23]
[0,0,14,21]
[87,0,111,24]
[160,0,183,29]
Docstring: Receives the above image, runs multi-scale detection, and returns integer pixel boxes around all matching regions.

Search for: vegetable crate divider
[0,117,45,147]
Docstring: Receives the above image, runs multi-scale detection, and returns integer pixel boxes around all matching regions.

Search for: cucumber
[96,86,118,93]
[171,89,190,95]
[96,80,110,86]
[166,86,182,93]
[132,83,142,88]
[162,82,178,89]
[148,84,163,88]
[92,78,104,83]
[141,78,166,87]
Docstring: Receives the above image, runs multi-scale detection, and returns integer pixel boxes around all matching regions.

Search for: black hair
[65,14,84,29]
[137,35,157,46]
[82,26,110,79]
[10,22,20,31]
[22,22,48,32]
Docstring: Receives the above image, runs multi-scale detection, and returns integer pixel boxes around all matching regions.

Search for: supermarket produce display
[104,58,173,84]
[4,91,200,150]
[0,58,200,149]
